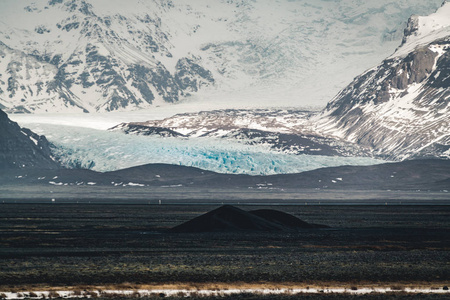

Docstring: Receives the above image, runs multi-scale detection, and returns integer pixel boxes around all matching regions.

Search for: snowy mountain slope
[312,2,450,160]
[0,41,86,113]
[0,0,443,112]
[0,0,215,112]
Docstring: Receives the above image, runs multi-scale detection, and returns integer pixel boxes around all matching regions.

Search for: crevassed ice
[30,123,384,175]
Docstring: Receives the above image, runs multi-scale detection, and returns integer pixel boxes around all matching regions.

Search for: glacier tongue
[26,123,383,175]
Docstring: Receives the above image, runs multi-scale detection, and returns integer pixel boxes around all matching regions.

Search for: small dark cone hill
[169,205,328,233]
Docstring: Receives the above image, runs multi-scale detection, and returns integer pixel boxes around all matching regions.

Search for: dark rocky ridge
[111,111,370,158]
[118,124,187,138]
[169,205,328,233]
[217,128,366,156]
[0,109,60,169]
[1,159,449,191]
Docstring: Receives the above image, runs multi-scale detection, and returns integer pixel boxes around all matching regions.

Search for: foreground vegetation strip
[2,285,450,299]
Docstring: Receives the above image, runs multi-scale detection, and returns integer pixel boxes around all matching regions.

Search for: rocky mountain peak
[314,5,450,160]
[401,15,420,46]
[394,1,450,57]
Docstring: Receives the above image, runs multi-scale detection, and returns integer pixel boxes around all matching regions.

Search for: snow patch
[125,182,145,187]
[49,181,63,186]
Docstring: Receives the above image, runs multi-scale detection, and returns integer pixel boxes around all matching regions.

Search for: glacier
[25,123,384,175]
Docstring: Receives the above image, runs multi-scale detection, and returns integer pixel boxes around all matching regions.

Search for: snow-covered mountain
[0,0,216,113]
[313,2,450,160]
[0,0,443,112]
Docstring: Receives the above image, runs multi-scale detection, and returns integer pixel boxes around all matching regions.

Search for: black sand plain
[0,202,449,299]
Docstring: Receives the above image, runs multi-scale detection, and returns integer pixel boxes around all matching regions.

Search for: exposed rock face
[0,109,60,169]
[391,48,437,90]
[326,45,441,116]
[118,125,186,138]
[174,58,214,93]
[169,205,328,233]
[401,15,420,46]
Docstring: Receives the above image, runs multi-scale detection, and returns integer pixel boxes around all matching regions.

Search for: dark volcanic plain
[0,203,449,300]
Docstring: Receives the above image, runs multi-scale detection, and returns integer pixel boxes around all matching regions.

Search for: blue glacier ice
[28,123,385,175]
